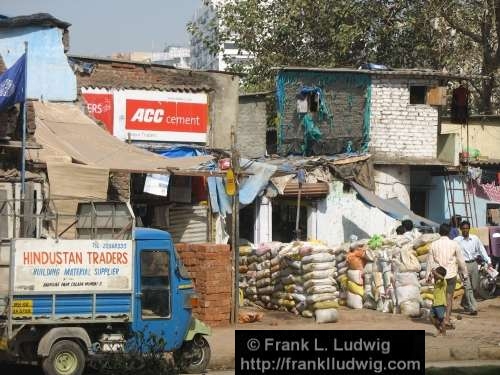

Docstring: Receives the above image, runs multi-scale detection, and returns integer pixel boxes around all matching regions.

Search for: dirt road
[208,297,500,369]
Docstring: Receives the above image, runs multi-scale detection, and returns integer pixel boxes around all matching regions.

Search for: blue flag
[0,53,26,111]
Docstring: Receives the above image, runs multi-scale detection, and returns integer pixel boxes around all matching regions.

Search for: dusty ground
[208,297,500,369]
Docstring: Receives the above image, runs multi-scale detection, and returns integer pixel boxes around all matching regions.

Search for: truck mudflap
[184,318,211,342]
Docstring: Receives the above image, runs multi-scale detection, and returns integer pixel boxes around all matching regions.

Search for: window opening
[410,86,427,104]
[140,251,171,319]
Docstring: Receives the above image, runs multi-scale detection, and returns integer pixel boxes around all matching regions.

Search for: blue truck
[0,227,211,375]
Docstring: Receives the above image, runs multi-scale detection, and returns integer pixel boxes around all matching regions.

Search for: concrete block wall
[369,77,439,159]
[175,243,232,326]
[237,96,267,158]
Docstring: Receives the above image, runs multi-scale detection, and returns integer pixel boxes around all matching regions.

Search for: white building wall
[374,165,411,207]
[308,165,410,246]
[369,77,439,160]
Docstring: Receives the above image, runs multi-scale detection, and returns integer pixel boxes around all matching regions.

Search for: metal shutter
[167,205,208,243]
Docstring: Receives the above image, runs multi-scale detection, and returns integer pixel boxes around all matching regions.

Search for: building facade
[189,0,251,71]
[112,46,191,68]
[243,67,467,246]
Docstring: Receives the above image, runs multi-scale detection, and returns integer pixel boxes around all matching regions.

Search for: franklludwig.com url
[240,356,421,374]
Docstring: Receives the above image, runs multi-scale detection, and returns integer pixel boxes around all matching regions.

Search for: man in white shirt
[455,220,492,313]
[426,223,468,326]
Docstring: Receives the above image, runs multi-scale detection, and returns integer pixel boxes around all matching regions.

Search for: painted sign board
[13,239,133,293]
[113,90,209,143]
[81,87,114,134]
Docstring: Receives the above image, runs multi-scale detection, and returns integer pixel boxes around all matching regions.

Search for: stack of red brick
[175,243,232,327]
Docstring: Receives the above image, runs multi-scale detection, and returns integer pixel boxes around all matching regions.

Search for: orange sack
[346,246,367,270]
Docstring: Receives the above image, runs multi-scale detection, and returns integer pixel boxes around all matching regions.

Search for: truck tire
[177,335,211,374]
[42,340,86,375]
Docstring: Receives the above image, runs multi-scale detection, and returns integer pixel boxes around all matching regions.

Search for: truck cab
[0,203,211,375]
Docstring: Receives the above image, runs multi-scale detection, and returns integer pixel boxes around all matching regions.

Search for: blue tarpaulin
[239,159,277,205]
[207,159,277,215]
[160,146,205,158]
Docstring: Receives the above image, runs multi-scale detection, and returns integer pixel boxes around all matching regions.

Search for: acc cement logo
[0,79,15,97]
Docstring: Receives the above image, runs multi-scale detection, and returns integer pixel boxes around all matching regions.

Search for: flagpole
[21,42,28,212]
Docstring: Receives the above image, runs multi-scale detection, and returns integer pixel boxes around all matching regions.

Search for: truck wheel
[178,336,211,374]
[42,340,86,375]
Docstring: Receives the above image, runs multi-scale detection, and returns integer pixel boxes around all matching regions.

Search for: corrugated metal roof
[81,84,212,93]
[68,54,241,76]
[0,13,70,29]
[373,156,452,166]
[275,66,473,80]
[239,90,275,98]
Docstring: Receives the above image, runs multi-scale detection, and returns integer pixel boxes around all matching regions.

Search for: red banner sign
[125,99,208,134]
[81,91,114,134]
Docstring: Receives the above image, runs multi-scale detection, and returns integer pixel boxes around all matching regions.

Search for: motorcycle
[476,255,499,300]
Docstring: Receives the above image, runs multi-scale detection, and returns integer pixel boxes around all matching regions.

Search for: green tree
[424,0,500,114]
[188,0,499,113]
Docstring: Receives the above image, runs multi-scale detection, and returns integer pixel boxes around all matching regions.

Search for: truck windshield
[140,251,171,319]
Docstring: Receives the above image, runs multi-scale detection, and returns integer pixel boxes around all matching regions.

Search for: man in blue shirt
[449,215,462,240]
[455,220,492,314]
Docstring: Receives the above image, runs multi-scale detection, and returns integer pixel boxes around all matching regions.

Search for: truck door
[133,239,184,350]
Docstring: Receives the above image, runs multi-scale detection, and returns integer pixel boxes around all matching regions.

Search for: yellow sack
[239,289,244,306]
[453,288,464,299]
[417,254,428,263]
[347,280,364,297]
[312,300,339,310]
[416,243,430,256]
[421,293,434,301]
[420,286,433,294]
[239,245,253,256]
[338,274,348,289]
[455,280,463,290]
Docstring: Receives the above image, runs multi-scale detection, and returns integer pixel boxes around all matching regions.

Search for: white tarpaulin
[28,101,212,173]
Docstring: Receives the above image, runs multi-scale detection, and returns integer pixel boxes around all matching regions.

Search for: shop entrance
[272,198,308,242]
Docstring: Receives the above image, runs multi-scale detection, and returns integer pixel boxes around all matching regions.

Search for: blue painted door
[132,238,189,351]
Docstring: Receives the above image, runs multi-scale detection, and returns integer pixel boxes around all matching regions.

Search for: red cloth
[453,86,469,106]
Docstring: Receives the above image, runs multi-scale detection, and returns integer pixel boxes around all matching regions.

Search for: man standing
[455,220,492,314]
[449,215,462,240]
[426,223,468,327]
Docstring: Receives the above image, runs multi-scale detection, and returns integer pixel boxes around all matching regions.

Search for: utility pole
[229,130,240,324]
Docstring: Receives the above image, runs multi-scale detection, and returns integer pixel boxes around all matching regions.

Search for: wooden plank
[330,154,371,165]
[0,141,42,149]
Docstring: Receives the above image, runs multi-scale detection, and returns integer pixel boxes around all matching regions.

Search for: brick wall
[108,172,130,201]
[369,77,439,160]
[278,72,368,155]
[237,96,267,158]
[175,243,232,327]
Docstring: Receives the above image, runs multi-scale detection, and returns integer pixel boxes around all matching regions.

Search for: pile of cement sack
[335,232,463,317]
[240,232,464,321]
[239,241,339,323]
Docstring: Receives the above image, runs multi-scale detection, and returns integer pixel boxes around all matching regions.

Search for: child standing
[430,266,448,336]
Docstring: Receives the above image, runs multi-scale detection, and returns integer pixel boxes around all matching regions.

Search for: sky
[1,0,202,56]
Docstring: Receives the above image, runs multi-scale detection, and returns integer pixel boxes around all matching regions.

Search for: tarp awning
[28,102,213,173]
[351,181,439,228]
